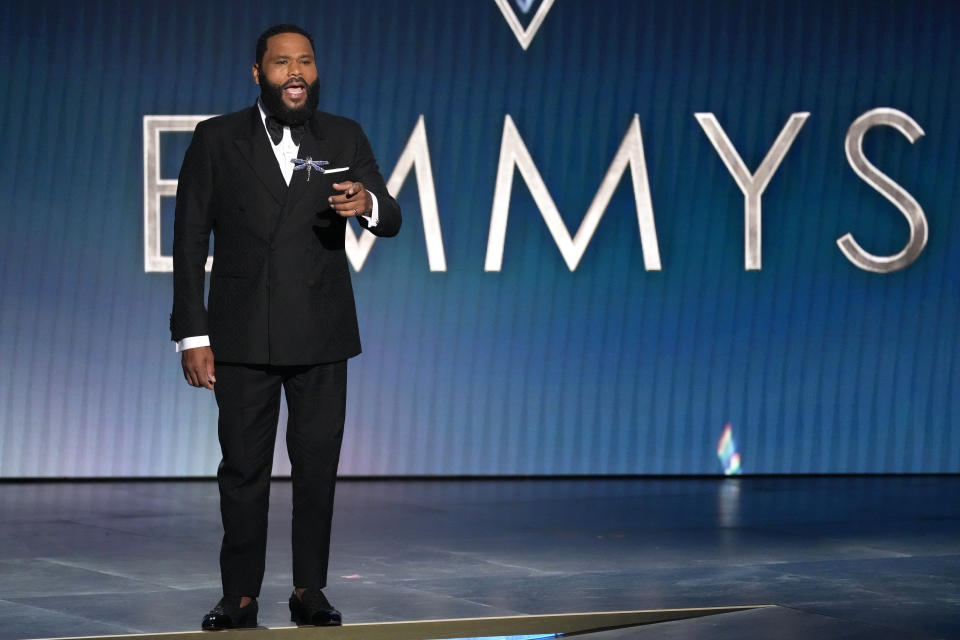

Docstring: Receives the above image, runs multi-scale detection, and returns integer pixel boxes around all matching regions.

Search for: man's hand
[328,181,372,218]
[182,346,216,390]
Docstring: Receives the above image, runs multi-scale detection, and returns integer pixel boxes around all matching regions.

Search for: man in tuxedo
[170,24,400,631]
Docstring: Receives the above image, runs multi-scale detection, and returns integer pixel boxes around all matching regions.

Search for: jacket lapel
[233,106,287,206]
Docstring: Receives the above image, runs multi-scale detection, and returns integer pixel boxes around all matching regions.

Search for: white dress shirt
[175,101,378,353]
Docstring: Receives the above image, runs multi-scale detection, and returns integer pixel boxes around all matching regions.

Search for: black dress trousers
[213,359,347,597]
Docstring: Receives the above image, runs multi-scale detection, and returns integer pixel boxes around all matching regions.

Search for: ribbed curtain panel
[1,0,958,476]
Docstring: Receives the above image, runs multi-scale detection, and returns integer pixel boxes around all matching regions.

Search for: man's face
[253,32,319,123]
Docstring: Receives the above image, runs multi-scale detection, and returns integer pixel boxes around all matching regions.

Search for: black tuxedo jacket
[170,105,401,365]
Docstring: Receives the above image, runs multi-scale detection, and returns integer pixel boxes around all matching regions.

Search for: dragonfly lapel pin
[291,156,329,182]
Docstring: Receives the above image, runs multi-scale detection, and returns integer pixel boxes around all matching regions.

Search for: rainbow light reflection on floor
[717,422,742,475]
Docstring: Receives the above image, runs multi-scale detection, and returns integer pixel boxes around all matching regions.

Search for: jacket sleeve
[170,122,215,342]
[351,123,401,238]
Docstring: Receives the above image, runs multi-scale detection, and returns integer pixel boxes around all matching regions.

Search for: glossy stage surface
[0,477,956,639]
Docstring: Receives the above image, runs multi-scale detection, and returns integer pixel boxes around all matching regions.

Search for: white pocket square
[323,166,350,174]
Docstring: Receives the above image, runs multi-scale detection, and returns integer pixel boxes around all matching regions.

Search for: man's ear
[252,63,260,85]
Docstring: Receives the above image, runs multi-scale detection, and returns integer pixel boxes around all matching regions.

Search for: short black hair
[255,24,315,66]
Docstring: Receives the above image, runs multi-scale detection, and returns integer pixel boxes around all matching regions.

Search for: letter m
[484,114,661,271]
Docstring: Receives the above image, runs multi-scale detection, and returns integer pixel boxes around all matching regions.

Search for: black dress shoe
[202,596,258,630]
[289,589,342,626]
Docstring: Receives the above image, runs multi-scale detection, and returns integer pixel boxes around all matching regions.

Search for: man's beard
[258,72,320,126]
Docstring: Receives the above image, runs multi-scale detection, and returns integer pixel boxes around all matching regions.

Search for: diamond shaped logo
[494,0,556,50]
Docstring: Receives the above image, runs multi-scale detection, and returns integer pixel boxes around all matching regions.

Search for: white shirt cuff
[176,335,210,352]
[362,191,379,228]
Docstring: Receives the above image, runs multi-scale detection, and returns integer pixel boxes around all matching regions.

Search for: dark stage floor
[0,477,957,639]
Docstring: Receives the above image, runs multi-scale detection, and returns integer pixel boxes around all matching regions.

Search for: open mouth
[283,80,306,100]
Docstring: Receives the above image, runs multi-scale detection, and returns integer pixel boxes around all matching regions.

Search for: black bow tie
[265,115,306,146]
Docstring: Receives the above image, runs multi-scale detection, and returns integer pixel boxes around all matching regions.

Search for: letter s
[838,108,928,273]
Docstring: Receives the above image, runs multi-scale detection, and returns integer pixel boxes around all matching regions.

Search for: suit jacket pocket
[208,273,256,316]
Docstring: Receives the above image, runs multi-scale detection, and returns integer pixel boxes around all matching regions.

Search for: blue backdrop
[1,0,958,476]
